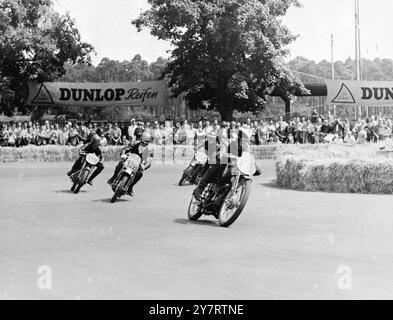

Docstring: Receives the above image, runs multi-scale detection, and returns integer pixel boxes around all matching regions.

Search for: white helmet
[141,132,152,144]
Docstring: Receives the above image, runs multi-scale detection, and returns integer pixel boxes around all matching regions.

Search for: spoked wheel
[70,180,78,192]
[111,176,129,203]
[187,194,204,221]
[218,179,251,227]
[178,172,189,186]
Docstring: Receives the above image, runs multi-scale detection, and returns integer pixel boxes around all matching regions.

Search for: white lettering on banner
[26,81,168,107]
[326,80,393,107]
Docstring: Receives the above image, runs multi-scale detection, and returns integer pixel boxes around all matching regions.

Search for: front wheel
[179,166,194,186]
[70,180,78,192]
[218,179,251,227]
[187,194,203,221]
[178,171,189,186]
[111,175,129,203]
[74,168,89,194]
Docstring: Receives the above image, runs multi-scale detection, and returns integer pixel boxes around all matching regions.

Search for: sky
[54,0,393,66]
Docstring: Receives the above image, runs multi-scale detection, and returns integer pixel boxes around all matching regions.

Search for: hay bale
[0,141,387,163]
[276,154,393,195]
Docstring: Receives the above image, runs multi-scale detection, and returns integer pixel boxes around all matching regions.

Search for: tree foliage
[289,56,393,83]
[0,0,94,115]
[132,0,305,120]
[60,55,168,83]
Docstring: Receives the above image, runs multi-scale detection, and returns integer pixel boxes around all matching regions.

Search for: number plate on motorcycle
[86,154,99,165]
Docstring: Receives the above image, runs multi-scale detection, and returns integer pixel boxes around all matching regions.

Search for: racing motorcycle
[178,150,208,186]
[187,151,257,228]
[110,153,142,203]
[70,152,100,194]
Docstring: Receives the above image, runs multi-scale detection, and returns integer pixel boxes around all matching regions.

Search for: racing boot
[87,163,104,186]
[192,165,220,201]
[126,188,134,197]
[193,178,209,202]
[107,162,123,185]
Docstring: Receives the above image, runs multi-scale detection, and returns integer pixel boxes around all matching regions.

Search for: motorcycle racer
[107,132,152,196]
[67,134,104,186]
[193,128,261,201]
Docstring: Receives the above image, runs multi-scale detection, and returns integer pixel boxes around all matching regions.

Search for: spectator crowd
[1,109,392,148]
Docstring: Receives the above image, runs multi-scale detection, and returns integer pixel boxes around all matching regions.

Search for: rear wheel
[218,179,251,227]
[111,175,129,203]
[74,169,89,194]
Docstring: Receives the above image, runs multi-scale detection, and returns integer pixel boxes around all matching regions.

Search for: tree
[288,56,393,82]
[133,0,305,121]
[150,56,169,80]
[0,0,94,116]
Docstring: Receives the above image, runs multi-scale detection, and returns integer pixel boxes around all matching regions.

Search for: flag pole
[331,34,335,80]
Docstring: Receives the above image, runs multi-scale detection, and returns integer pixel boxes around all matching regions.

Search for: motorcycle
[187,151,257,228]
[110,153,142,203]
[178,150,208,186]
[70,153,100,194]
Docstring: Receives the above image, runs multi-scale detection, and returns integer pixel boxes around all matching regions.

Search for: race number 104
[193,304,244,316]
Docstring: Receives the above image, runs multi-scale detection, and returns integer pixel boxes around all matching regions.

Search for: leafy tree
[0,0,94,116]
[289,56,393,82]
[150,56,169,80]
[133,0,305,121]
[61,62,98,82]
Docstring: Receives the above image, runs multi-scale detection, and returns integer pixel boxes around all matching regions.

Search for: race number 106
[193,304,244,315]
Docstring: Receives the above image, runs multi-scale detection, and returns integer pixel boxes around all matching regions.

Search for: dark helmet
[91,134,101,145]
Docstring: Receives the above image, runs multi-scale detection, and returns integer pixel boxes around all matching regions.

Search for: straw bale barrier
[276,143,393,194]
[1,143,383,163]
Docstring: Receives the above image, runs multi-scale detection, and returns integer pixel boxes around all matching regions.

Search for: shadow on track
[55,190,87,194]
[174,218,219,228]
[260,180,281,190]
[93,198,129,203]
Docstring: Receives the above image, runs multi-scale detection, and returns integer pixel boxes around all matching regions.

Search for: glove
[120,154,128,161]
[253,168,262,177]
[140,164,146,171]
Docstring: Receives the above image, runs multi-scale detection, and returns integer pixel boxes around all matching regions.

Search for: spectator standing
[110,123,122,145]
[204,120,213,134]
[314,117,323,144]
[68,123,80,146]
[144,122,152,136]
[268,120,276,143]
[311,109,319,124]
[152,121,163,145]
[8,124,16,147]
[128,119,137,142]
[134,121,145,142]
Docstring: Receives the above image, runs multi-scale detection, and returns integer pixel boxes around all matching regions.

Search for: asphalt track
[1,160,393,300]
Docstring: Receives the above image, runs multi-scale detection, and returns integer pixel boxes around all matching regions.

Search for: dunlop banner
[326,80,393,107]
[26,81,169,107]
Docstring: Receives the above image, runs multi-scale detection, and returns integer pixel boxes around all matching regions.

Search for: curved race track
[1,160,393,299]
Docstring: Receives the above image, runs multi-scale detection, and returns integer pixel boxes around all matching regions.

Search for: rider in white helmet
[107,132,153,196]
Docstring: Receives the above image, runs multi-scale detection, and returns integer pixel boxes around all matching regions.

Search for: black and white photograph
[1,0,393,304]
